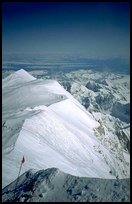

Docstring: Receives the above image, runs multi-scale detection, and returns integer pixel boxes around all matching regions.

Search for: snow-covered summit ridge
[2,69,36,88]
[2,69,129,189]
[14,68,36,79]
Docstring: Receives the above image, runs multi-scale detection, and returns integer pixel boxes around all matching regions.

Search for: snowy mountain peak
[2,69,36,88]
[2,69,129,189]
[15,69,36,79]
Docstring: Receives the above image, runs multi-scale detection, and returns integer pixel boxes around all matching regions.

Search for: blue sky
[2,2,130,59]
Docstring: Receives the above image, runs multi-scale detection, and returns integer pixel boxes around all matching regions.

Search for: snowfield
[2,69,130,191]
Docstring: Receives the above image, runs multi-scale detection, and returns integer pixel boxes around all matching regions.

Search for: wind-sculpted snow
[2,109,41,154]
[2,168,130,202]
[2,69,130,190]
[2,79,67,114]
[2,69,36,88]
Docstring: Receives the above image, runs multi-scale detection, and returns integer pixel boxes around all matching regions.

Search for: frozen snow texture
[2,69,36,88]
[2,69,129,189]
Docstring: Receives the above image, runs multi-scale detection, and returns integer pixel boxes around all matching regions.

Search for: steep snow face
[2,70,129,189]
[2,69,36,88]
[60,70,130,172]
[2,168,130,202]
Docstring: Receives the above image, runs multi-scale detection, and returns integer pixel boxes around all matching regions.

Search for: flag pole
[13,156,25,201]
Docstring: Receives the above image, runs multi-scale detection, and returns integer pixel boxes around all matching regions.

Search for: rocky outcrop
[111,102,130,123]
[86,81,101,92]
[2,168,130,202]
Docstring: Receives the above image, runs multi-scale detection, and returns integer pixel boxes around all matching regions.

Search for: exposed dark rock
[86,81,101,92]
[111,102,130,123]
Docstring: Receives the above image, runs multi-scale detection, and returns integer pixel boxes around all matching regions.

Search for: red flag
[21,156,25,164]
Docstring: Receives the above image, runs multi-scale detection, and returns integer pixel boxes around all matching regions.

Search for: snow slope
[60,69,130,177]
[2,168,130,202]
[2,69,129,189]
[2,69,36,88]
